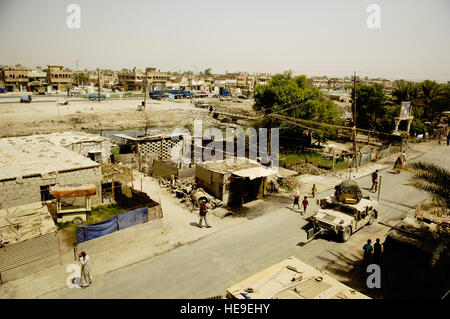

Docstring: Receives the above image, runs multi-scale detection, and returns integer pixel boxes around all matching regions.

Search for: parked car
[237,95,248,99]
[89,93,107,101]
[20,95,32,103]
[232,99,242,103]
[57,98,69,105]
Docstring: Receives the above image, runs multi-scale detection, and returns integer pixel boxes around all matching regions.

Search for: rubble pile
[290,163,327,175]
[280,176,302,191]
[159,177,223,210]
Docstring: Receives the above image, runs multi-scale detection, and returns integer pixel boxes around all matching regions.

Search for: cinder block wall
[0,166,102,209]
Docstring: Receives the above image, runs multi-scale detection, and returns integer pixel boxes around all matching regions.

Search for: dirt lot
[0,96,253,137]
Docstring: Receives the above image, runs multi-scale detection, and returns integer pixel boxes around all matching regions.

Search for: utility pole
[143,68,148,110]
[352,71,358,172]
[76,59,81,87]
[97,68,101,102]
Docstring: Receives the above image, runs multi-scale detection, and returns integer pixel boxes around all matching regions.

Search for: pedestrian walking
[373,238,382,265]
[400,151,407,167]
[293,191,301,210]
[362,239,373,267]
[198,199,211,228]
[302,196,309,215]
[79,251,93,288]
[370,170,378,192]
[311,184,317,198]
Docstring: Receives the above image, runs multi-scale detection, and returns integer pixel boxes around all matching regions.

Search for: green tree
[409,162,450,214]
[392,80,419,104]
[355,83,387,130]
[73,72,89,85]
[253,71,342,143]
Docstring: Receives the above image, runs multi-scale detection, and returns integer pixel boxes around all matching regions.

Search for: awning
[50,184,97,198]
[232,167,276,180]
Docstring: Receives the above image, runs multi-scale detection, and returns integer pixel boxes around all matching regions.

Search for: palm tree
[409,161,450,216]
[392,80,419,104]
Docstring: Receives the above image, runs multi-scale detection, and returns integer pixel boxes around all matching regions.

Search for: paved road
[43,144,449,298]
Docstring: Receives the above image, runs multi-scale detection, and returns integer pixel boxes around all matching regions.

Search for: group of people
[362,238,383,267]
[292,184,317,215]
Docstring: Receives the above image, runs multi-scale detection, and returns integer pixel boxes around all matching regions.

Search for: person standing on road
[198,199,211,228]
[400,151,407,168]
[79,251,93,288]
[311,184,317,198]
[373,238,382,265]
[370,170,378,192]
[362,239,373,267]
[293,191,301,210]
[302,196,309,215]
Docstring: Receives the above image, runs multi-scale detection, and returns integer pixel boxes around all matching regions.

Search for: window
[40,184,56,201]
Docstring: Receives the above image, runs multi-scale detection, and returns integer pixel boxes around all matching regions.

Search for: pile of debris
[290,163,327,175]
[159,176,223,210]
[280,176,302,191]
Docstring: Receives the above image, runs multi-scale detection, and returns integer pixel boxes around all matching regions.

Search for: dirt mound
[291,163,327,175]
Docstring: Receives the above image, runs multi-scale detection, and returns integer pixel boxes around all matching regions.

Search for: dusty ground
[0,96,253,137]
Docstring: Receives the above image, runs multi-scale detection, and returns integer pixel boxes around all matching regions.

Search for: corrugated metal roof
[0,134,100,181]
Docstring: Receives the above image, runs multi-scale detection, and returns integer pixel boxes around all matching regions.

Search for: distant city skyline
[1,0,449,83]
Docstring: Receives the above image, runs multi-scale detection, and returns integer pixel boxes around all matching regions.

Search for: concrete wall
[195,165,225,200]
[0,166,102,209]
[69,140,111,163]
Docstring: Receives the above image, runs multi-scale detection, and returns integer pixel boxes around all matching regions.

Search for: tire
[339,226,352,242]
[72,217,83,225]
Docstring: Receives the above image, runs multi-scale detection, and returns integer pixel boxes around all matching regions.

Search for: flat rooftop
[0,202,57,246]
[0,133,100,181]
[198,157,277,178]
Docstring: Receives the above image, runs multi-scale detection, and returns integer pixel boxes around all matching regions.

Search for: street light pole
[97,68,101,102]
[143,68,148,110]
[352,71,358,172]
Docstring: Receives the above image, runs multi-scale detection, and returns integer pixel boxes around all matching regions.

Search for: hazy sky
[1,0,449,82]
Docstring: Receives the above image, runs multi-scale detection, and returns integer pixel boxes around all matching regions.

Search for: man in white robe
[79,251,93,288]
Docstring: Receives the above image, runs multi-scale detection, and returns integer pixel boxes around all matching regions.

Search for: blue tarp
[76,207,148,243]
[117,207,148,230]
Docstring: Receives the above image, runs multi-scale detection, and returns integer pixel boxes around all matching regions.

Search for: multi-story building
[118,67,143,91]
[146,68,170,91]
[236,72,248,88]
[46,65,73,91]
[118,67,170,91]
[28,67,47,92]
[0,65,29,92]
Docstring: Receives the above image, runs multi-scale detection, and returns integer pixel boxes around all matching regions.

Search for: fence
[75,206,162,243]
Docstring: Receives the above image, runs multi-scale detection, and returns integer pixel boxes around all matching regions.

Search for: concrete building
[46,65,73,92]
[32,132,111,163]
[0,65,29,92]
[0,202,60,284]
[195,158,277,206]
[0,135,103,209]
[28,68,47,92]
[118,67,169,91]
